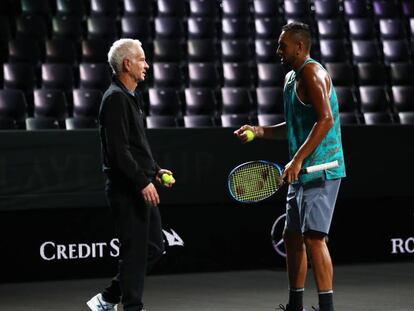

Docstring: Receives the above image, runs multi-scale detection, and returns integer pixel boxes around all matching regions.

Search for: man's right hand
[233,125,260,143]
[141,183,160,207]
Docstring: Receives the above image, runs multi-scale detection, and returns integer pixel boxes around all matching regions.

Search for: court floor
[0,262,413,311]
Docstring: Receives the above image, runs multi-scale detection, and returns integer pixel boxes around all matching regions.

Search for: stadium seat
[382,40,411,64]
[73,89,103,118]
[320,39,348,63]
[90,0,119,16]
[223,63,252,87]
[188,17,216,39]
[254,0,279,17]
[26,117,60,130]
[155,17,184,39]
[314,0,340,19]
[157,0,186,17]
[8,39,42,65]
[221,40,250,62]
[335,86,358,112]
[255,39,279,62]
[255,17,283,39]
[389,62,414,86]
[146,115,178,128]
[356,63,387,86]
[398,111,414,124]
[154,39,184,63]
[402,0,414,18]
[372,0,398,19]
[153,63,183,89]
[123,0,152,16]
[257,113,285,126]
[183,115,216,128]
[20,0,52,17]
[188,63,220,88]
[82,39,113,63]
[121,16,152,41]
[15,15,48,42]
[41,63,74,93]
[351,39,381,63]
[79,63,112,92]
[391,86,414,112]
[87,16,118,41]
[3,63,36,93]
[34,89,67,121]
[340,112,360,125]
[189,0,218,17]
[0,89,27,124]
[187,39,217,62]
[185,88,217,115]
[45,39,77,64]
[221,114,251,127]
[257,63,285,87]
[379,19,405,40]
[189,0,218,19]
[222,0,250,17]
[363,112,394,125]
[348,18,376,40]
[221,87,252,114]
[56,0,86,17]
[256,87,284,114]
[317,19,345,39]
[52,16,83,41]
[222,18,249,39]
[344,0,369,19]
[359,86,390,112]
[284,0,311,19]
[65,117,98,129]
[148,88,181,116]
[325,63,355,87]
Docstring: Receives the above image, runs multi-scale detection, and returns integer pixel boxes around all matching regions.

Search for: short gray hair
[107,38,142,74]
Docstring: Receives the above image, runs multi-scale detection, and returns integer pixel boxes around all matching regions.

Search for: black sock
[318,290,334,311]
[288,287,304,311]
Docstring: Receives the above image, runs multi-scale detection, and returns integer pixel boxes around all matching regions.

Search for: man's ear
[123,58,130,72]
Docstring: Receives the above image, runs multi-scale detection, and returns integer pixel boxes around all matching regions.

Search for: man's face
[128,46,149,83]
[276,31,299,69]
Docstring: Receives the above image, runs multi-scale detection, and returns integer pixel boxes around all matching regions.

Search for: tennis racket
[228,160,339,203]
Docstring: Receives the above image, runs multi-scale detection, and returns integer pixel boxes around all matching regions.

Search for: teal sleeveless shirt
[284,58,346,184]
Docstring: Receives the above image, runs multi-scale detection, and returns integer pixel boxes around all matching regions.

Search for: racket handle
[303,160,339,173]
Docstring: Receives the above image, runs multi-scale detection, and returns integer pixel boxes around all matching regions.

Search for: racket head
[228,160,283,203]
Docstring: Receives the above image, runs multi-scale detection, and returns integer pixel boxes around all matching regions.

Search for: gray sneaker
[86,293,118,311]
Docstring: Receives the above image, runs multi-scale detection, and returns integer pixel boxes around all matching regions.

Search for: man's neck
[292,55,311,73]
[118,75,137,92]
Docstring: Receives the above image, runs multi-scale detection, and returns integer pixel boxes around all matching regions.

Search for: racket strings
[229,162,282,202]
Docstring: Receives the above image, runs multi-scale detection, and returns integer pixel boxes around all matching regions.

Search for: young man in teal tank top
[235,22,345,311]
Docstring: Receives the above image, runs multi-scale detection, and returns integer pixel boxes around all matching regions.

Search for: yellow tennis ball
[244,129,255,142]
[161,173,173,184]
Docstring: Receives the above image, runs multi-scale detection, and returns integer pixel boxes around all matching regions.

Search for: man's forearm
[254,122,287,140]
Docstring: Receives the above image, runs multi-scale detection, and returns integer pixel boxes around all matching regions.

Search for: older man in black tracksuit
[87,39,175,311]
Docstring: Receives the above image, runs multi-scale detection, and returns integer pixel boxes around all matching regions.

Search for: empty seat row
[3,110,413,131]
[2,85,414,125]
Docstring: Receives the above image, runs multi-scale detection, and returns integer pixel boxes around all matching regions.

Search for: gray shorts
[285,178,341,235]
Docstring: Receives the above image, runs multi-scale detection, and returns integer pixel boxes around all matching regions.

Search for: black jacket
[99,77,159,191]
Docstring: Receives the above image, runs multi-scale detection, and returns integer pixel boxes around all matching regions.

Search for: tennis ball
[244,129,255,142]
[161,173,173,184]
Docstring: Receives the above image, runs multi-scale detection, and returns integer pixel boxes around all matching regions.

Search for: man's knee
[303,230,327,249]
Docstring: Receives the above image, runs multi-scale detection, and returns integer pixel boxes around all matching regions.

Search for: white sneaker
[86,293,118,311]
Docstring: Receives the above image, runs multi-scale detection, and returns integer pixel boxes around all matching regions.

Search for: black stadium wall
[0,126,413,282]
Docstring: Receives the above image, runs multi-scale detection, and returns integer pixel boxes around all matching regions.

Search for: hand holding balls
[161,173,174,185]
[243,129,255,143]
